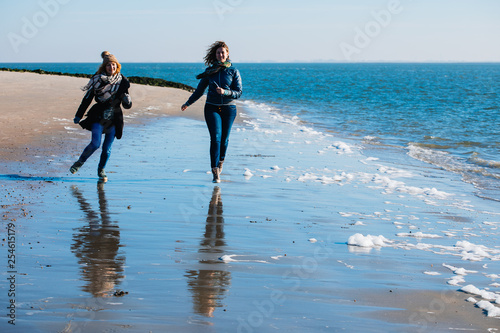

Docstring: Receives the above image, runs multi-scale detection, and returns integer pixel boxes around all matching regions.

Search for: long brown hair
[203,41,229,66]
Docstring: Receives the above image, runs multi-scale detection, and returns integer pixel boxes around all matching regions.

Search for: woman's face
[106,62,117,75]
[216,47,229,63]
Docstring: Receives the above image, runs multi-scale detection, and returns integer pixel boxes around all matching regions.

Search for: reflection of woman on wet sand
[70,183,125,297]
[185,186,231,317]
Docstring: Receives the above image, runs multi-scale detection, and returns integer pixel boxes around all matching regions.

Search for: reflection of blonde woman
[70,51,132,182]
[181,41,243,183]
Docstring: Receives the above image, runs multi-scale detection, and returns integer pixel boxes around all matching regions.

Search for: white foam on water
[338,260,354,269]
[460,285,500,301]
[408,143,500,200]
[475,300,500,317]
[442,263,478,275]
[243,168,253,178]
[347,233,391,247]
[239,100,473,211]
[219,254,268,264]
[238,100,500,324]
[447,275,465,286]
[396,232,442,239]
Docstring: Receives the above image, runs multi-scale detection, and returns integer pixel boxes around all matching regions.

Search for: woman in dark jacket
[70,51,132,182]
[182,41,242,183]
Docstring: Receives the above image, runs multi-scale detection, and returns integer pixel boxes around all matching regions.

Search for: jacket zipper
[219,71,223,104]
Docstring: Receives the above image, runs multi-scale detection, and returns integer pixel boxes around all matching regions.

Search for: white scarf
[82,73,122,103]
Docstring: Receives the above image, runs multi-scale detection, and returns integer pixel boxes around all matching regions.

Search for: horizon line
[1,61,500,64]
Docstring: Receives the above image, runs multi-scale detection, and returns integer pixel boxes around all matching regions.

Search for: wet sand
[1,72,499,332]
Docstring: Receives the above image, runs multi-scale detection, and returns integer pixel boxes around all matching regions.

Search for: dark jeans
[78,122,115,170]
[204,104,237,168]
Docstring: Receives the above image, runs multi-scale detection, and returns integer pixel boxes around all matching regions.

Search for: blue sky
[1,0,499,63]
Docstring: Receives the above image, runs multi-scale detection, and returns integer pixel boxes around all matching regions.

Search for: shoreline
[0,70,204,175]
[1,71,499,332]
[0,67,196,92]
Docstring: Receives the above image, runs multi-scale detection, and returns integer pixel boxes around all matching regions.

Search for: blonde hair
[203,41,229,66]
[97,51,121,75]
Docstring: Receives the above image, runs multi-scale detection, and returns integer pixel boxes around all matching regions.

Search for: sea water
[3,62,499,201]
[2,62,500,331]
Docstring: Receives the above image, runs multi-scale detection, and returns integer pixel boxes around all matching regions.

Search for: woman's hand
[216,87,225,95]
[181,104,188,111]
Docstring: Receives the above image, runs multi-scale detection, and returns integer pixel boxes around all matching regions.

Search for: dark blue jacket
[186,66,242,106]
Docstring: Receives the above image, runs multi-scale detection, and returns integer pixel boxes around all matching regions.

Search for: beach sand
[0,71,203,172]
[1,71,499,332]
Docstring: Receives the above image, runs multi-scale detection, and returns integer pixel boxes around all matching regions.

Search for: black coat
[75,75,131,140]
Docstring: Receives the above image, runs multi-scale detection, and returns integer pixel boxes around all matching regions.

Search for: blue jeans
[78,122,115,170]
[204,104,237,168]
